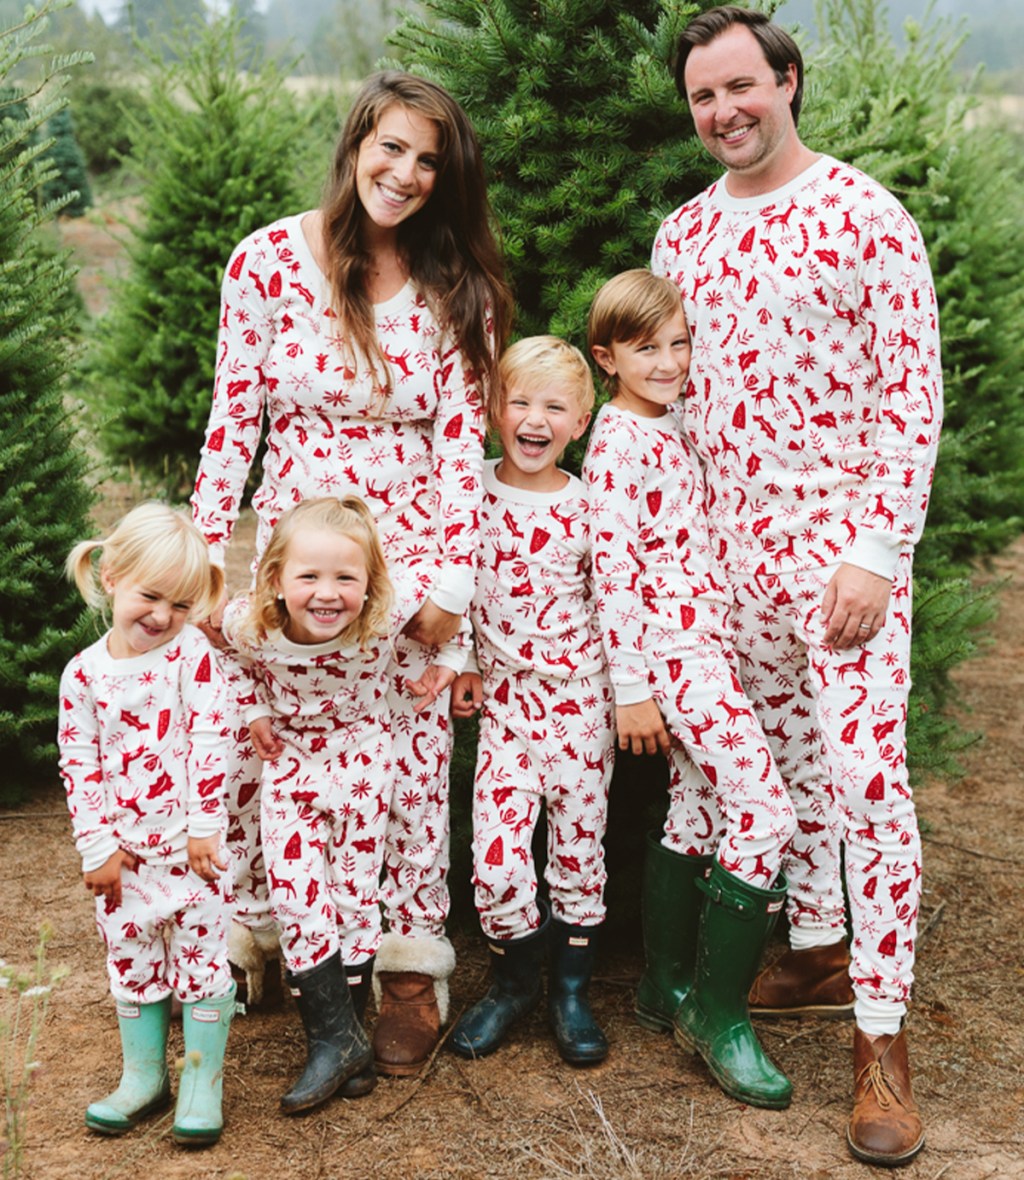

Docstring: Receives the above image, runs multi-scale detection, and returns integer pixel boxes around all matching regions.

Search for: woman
[191,71,512,1081]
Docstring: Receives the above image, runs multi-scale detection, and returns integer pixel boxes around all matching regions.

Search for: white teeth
[378,184,409,202]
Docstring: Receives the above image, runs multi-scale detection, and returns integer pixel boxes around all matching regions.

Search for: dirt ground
[2,208,1022,1180]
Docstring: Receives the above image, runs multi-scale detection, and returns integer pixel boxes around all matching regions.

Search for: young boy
[449,336,614,1065]
[584,270,797,1108]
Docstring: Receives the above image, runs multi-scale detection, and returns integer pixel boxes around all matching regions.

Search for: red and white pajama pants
[471,669,613,940]
[646,605,797,886]
[260,715,392,973]
[95,858,232,1004]
[729,554,920,1020]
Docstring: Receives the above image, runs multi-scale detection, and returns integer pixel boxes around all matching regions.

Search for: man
[652,5,942,1167]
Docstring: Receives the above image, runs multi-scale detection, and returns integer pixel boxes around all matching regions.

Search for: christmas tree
[0,4,94,799]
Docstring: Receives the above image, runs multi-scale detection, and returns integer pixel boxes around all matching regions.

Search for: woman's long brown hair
[320,70,513,401]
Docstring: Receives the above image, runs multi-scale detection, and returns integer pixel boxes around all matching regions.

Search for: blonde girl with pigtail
[220,496,465,1116]
[58,502,235,1148]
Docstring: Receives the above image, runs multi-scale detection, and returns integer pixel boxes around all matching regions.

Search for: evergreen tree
[86,16,306,494]
[0,2,94,799]
[41,106,91,215]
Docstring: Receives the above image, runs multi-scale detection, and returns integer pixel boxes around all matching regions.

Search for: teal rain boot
[449,908,549,1059]
[85,997,172,1135]
[548,919,608,1065]
[172,984,235,1146]
[674,863,792,1109]
[635,833,713,1032]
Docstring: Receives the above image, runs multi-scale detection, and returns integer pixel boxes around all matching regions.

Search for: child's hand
[616,700,672,757]
[188,834,227,882]
[249,716,284,761]
[196,586,230,650]
[403,600,462,648]
[83,849,137,907]
[407,664,457,714]
[450,672,483,719]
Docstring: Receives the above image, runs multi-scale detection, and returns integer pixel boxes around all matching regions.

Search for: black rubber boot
[548,919,608,1065]
[280,951,373,1115]
[449,907,549,1059]
[338,957,376,1099]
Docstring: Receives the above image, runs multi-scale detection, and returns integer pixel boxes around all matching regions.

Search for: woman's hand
[821,563,892,650]
[403,600,462,648]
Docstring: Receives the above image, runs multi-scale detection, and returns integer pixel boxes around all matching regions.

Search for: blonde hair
[66,502,224,622]
[587,270,687,390]
[241,497,392,650]
[490,335,595,433]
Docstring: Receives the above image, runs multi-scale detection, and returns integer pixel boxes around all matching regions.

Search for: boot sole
[172,1125,222,1147]
[673,1026,792,1111]
[85,1091,171,1135]
[634,1006,674,1034]
[847,1127,925,1166]
[280,1047,374,1115]
[751,1002,855,1020]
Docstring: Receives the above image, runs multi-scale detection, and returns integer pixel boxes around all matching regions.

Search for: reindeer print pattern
[94,859,231,1004]
[58,626,232,1003]
[191,214,486,610]
[652,156,942,585]
[223,607,402,971]
[58,626,229,872]
[466,463,613,937]
[192,214,489,941]
[730,555,921,1009]
[584,406,795,886]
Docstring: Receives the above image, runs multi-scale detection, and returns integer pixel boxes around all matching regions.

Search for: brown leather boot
[748,940,854,1018]
[847,1026,924,1166]
[372,934,455,1077]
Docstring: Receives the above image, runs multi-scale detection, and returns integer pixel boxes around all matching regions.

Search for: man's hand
[616,699,672,757]
[403,600,462,648]
[821,563,892,649]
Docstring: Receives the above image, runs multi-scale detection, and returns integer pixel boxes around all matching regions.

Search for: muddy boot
[847,1025,924,1166]
[548,919,608,1065]
[450,911,549,1059]
[635,833,713,1032]
[749,939,854,1018]
[338,957,376,1099]
[674,863,792,1109]
[172,984,235,1147]
[281,952,372,1114]
[85,997,172,1135]
[372,934,456,1077]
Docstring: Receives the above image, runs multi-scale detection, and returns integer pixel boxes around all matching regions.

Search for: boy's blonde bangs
[492,335,595,432]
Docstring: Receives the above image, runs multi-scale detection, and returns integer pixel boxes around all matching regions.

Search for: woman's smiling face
[355,104,441,237]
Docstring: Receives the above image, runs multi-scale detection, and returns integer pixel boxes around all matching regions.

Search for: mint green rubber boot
[85,997,172,1135]
[635,833,713,1032]
[673,863,792,1109]
[172,985,235,1146]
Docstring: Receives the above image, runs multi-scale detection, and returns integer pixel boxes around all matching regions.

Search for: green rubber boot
[172,984,236,1146]
[674,863,792,1109]
[85,997,172,1135]
[635,833,713,1032]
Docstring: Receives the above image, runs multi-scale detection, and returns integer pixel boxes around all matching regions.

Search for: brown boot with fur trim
[748,940,854,1018]
[847,1026,924,1166]
[228,921,284,1010]
[372,933,455,1076]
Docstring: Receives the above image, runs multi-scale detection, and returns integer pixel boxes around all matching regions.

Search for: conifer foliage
[41,105,92,216]
[391,0,718,345]
[0,4,94,797]
[87,17,303,494]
